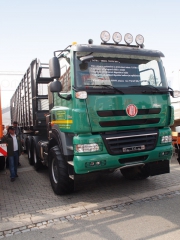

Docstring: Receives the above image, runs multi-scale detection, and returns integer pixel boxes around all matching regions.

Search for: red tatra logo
[126,104,138,117]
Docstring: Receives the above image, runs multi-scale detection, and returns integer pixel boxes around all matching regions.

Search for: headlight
[75,143,100,152]
[100,31,110,43]
[161,135,172,143]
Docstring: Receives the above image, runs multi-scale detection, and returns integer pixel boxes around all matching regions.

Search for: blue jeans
[8,151,19,179]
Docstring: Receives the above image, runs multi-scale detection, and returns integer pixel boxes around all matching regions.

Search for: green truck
[11,31,177,194]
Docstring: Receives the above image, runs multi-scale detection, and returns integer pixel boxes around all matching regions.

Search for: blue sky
[0,0,180,106]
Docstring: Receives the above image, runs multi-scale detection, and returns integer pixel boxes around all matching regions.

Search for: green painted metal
[73,145,172,174]
[73,127,172,174]
[51,93,172,132]
[85,94,171,132]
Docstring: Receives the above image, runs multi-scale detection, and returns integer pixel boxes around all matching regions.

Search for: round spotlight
[100,31,110,43]
[112,32,122,44]
[135,34,144,46]
[124,33,133,45]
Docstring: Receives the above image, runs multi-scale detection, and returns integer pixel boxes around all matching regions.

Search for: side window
[139,60,161,86]
[59,54,71,92]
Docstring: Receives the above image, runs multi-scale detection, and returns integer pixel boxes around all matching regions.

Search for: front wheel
[49,145,74,195]
[120,165,150,180]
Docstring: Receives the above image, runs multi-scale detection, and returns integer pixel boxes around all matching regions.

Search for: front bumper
[73,144,173,174]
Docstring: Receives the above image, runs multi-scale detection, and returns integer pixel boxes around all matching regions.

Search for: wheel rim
[34,148,37,164]
[52,158,58,184]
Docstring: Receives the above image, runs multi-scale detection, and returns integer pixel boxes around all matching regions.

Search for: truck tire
[0,156,5,171]
[27,139,34,165]
[32,141,43,171]
[120,165,150,180]
[49,145,74,195]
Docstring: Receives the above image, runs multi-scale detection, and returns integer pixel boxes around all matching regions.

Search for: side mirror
[49,57,61,79]
[50,80,62,93]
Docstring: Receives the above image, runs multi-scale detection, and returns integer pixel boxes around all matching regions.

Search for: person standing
[3,126,23,182]
[13,121,22,166]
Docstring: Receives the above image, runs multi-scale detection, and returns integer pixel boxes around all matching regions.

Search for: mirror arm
[57,93,72,101]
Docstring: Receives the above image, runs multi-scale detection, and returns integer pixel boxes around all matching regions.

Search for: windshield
[75,52,168,92]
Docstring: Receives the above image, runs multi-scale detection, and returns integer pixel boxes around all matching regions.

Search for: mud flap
[149,160,170,176]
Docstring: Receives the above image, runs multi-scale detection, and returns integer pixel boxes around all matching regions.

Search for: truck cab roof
[72,44,164,58]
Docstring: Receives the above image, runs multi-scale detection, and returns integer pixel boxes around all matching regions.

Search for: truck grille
[101,129,158,155]
[99,118,160,127]
[98,108,161,127]
[97,108,161,117]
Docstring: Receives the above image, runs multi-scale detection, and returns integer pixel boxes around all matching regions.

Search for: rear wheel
[27,139,33,165]
[120,165,150,180]
[49,145,74,195]
[33,141,43,171]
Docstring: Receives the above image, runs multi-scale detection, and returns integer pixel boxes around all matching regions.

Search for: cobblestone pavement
[0,154,180,238]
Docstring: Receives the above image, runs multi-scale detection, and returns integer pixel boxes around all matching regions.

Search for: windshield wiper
[130,85,161,93]
[131,85,171,94]
[94,85,124,94]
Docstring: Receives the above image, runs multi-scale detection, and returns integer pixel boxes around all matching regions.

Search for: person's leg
[14,151,19,176]
[8,156,16,179]
[17,153,21,166]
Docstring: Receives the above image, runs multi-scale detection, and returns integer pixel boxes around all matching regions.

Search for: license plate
[123,145,145,153]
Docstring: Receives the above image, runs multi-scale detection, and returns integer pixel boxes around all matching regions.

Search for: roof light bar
[100,31,144,46]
